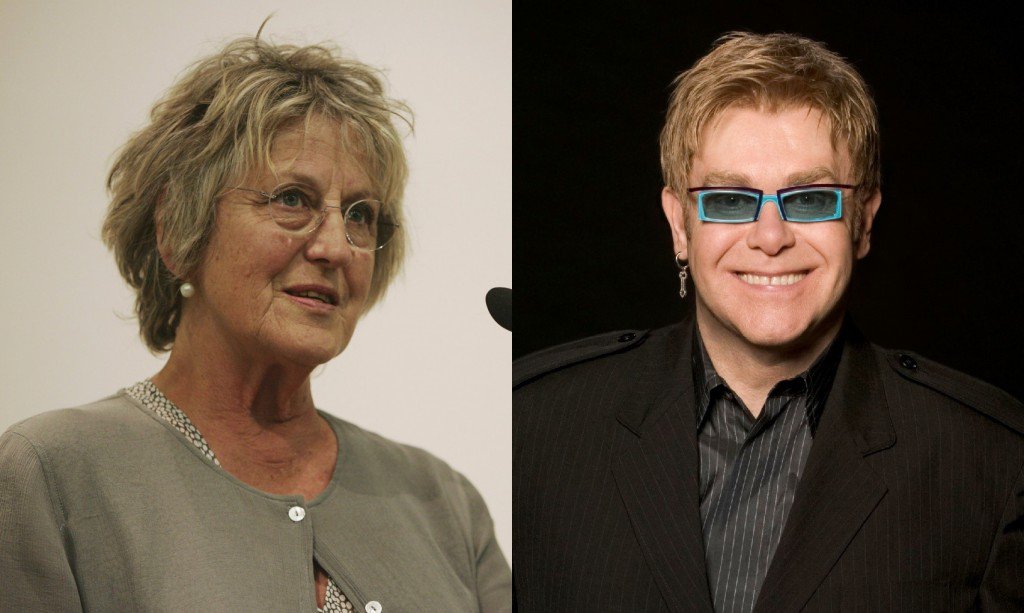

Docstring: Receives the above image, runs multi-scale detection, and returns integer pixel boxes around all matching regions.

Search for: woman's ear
[155,189,178,275]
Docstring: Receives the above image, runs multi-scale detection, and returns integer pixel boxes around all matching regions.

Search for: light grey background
[0,1,511,559]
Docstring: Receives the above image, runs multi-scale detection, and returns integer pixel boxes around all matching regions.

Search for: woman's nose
[305,206,354,266]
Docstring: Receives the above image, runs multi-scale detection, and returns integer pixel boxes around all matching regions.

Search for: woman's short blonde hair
[103,35,412,352]
[660,32,880,230]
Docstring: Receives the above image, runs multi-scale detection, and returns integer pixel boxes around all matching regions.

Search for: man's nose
[746,197,795,255]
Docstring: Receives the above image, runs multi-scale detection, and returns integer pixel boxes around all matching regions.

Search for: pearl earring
[179,282,195,298]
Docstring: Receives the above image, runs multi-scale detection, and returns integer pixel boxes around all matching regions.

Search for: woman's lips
[283,284,340,310]
[285,294,337,312]
[283,286,339,312]
[288,289,335,304]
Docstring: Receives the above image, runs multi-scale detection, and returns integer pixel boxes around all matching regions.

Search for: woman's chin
[264,335,349,370]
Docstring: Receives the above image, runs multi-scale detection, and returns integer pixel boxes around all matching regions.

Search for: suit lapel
[754,329,895,612]
[612,323,715,613]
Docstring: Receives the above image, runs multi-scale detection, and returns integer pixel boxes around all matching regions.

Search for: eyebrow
[271,171,325,191]
[341,189,378,204]
[785,166,839,186]
[271,171,380,202]
[702,171,752,187]
[698,166,839,189]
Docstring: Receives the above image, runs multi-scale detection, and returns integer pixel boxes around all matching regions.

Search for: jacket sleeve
[977,461,1024,610]
[0,429,83,612]
[458,473,512,613]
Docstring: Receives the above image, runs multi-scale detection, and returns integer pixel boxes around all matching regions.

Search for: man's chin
[736,327,806,350]
[734,314,842,355]
[696,299,843,353]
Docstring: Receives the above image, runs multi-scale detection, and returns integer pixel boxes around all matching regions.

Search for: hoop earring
[674,253,689,299]
[179,282,195,298]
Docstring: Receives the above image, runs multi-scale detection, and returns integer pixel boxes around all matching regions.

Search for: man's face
[662,105,881,353]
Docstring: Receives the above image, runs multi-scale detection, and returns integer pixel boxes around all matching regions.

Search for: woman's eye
[346,202,376,225]
[272,188,312,208]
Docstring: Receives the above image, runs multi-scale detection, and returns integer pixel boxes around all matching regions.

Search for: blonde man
[514,32,1023,612]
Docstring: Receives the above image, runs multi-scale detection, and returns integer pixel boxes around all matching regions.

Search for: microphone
[486,287,512,331]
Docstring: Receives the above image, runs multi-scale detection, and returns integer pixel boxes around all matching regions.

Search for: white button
[365,601,382,613]
[288,506,305,522]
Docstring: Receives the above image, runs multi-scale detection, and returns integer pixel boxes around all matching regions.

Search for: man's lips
[735,271,809,287]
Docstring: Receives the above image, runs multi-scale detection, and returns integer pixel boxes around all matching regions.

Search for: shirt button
[288,506,306,522]
[898,354,918,370]
[365,601,382,613]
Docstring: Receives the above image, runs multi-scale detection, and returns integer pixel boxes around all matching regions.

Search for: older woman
[0,36,511,612]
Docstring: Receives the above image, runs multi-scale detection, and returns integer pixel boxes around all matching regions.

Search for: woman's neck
[150,326,336,498]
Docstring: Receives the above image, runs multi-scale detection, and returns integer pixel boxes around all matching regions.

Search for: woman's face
[184,116,376,369]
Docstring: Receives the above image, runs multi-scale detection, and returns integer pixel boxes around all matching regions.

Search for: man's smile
[735,271,809,287]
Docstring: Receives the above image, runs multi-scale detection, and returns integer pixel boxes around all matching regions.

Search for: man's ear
[661,187,689,260]
[855,190,882,259]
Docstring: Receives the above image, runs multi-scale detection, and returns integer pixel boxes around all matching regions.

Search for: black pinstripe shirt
[694,330,843,613]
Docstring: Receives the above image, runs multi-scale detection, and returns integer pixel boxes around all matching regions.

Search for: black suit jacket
[514,320,1024,611]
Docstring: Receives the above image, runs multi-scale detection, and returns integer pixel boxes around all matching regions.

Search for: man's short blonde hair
[103,36,412,352]
[660,32,879,227]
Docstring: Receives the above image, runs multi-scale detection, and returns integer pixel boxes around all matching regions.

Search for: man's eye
[783,190,838,211]
[704,192,757,208]
[792,192,829,205]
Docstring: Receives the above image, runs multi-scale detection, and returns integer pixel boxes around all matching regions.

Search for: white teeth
[295,290,332,304]
[738,273,806,286]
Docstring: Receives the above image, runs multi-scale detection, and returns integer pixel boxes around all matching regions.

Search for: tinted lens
[780,189,840,221]
[700,191,760,221]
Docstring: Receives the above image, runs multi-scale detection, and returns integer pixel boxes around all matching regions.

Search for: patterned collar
[125,380,220,464]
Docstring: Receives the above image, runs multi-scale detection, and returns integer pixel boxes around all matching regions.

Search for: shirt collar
[692,324,844,433]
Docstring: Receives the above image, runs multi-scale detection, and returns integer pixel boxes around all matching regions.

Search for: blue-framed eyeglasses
[686,183,858,223]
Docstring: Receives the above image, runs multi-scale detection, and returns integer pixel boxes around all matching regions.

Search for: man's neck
[696,310,843,418]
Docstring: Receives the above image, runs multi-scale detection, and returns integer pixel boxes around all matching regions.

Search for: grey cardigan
[0,392,512,612]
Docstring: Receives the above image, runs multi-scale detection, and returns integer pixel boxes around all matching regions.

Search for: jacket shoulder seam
[513,329,649,388]
[882,348,1024,435]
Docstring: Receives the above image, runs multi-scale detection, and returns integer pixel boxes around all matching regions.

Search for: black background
[514,5,1024,400]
